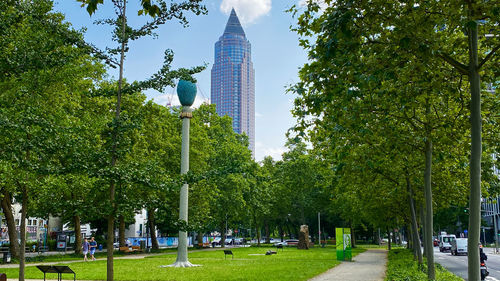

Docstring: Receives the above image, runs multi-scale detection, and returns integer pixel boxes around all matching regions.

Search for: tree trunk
[107,1,127,279]
[19,187,27,281]
[386,228,391,251]
[286,223,292,240]
[408,226,414,255]
[265,222,270,244]
[420,204,426,257]
[220,223,226,248]
[350,223,356,248]
[1,189,20,259]
[407,175,423,266]
[254,213,260,246]
[107,212,115,281]
[300,207,306,225]
[279,224,284,242]
[467,15,482,281]
[377,227,382,246]
[255,225,261,246]
[424,135,435,279]
[197,232,203,247]
[147,208,159,250]
[119,215,125,247]
[74,215,82,255]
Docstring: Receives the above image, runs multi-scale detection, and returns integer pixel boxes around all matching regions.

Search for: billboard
[336,227,352,261]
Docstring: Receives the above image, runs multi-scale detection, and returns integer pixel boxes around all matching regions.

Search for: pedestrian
[89,237,97,261]
[82,238,90,261]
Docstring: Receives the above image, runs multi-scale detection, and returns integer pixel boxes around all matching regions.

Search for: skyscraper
[211,8,255,155]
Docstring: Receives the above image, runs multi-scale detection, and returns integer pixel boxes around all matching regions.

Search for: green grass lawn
[1,246,365,280]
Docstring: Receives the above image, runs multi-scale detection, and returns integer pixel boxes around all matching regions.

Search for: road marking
[486,277,500,281]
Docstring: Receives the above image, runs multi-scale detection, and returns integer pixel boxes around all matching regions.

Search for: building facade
[211,8,255,155]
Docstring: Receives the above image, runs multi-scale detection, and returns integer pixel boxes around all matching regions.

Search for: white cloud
[255,141,287,161]
[255,112,263,118]
[153,92,209,108]
[220,0,272,25]
[298,0,328,10]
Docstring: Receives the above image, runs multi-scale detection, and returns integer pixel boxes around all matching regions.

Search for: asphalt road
[434,246,500,281]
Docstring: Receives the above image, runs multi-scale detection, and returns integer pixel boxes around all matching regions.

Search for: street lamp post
[165,80,199,268]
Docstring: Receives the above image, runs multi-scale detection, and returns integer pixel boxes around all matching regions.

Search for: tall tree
[289,1,498,279]
[0,1,105,279]
[74,1,206,279]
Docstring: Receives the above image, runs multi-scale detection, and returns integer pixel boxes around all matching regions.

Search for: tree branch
[478,44,500,70]
[438,53,468,75]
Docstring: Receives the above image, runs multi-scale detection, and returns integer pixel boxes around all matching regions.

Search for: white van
[439,234,456,252]
[451,238,467,255]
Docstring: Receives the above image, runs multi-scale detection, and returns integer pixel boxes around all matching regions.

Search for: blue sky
[53,0,309,161]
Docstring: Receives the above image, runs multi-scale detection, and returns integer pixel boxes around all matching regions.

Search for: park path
[308,249,387,281]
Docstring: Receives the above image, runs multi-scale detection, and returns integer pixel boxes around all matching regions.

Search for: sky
[53,0,309,161]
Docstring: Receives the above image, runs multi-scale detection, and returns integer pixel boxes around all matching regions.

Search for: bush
[385,249,462,281]
[47,239,56,251]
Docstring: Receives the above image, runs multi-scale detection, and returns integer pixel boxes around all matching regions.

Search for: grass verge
[385,248,463,281]
[0,246,364,280]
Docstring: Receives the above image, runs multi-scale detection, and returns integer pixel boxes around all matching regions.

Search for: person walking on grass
[82,238,90,261]
[89,237,97,261]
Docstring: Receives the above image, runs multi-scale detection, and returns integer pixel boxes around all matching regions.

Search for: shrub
[385,249,462,281]
[47,239,56,251]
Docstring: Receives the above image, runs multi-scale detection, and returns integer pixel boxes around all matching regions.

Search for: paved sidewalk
[309,249,387,281]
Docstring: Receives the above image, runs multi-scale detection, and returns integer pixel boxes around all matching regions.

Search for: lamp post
[165,80,198,268]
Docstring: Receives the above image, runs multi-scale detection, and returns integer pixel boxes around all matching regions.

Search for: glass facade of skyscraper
[211,8,255,156]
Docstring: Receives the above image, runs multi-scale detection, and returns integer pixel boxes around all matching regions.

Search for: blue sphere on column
[177,80,197,106]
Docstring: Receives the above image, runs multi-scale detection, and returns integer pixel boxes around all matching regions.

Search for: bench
[36,265,75,281]
[119,246,131,253]
[119,246,141,253]
[223,250,233,260]
[276,244,284,251]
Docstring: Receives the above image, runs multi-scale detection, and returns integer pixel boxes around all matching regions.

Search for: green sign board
[336,228,352,261]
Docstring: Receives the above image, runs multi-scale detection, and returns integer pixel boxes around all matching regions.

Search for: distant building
[211,8,255,156]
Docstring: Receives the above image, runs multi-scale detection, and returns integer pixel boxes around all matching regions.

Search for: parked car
[225,237,234,245]
[233,238,244,245]
[211,237,221,246]
[259,238,275,244]
[451,238,468,256]
[433,239,439,247]
[285,239,299,246]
